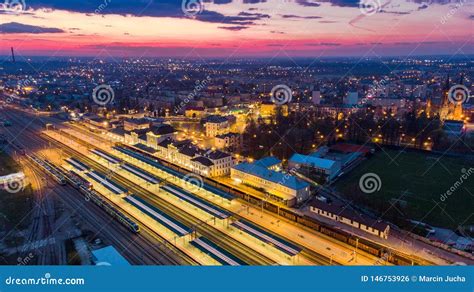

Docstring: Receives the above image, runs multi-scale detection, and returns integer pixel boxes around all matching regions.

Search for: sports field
[335,149,474,230]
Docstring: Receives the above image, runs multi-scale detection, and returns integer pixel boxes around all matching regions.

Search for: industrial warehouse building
[289,144,370,183]
[288,153,341,182]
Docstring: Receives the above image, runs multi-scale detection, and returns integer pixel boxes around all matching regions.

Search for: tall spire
[441,74,450,107]
[444,74,450,90]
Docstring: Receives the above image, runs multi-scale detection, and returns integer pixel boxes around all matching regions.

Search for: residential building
[204,115,230,137]
[343,91,359,106]
[311,90,321,105]
[259,102,288,117]
[214,132,243,151]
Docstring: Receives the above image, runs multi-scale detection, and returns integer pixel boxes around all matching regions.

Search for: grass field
[335,149,474,230]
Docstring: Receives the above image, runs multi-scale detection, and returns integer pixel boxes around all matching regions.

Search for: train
[212,179,419,265]
[77,185,140,234]
[64,168,140,234]
[27,155,67,185]
[122,143,421,266]
[67,169,93,190]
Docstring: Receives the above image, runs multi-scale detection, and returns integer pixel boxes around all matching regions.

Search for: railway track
[3,109,195,265]
[45,134,276,265]
[5,107,338,266]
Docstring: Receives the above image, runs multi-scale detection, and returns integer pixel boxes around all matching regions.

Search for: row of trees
[243,106,473,160]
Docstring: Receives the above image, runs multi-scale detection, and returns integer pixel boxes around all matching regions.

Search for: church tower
[426,96,432,118]
[452,74,464,121]
[439,74,451,120]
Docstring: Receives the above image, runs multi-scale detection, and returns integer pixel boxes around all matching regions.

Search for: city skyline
[0,0,473,57]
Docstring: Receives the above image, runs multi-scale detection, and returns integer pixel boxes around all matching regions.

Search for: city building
[259,102,289,117]
[309,200,390,239]
[84,116,111,130]
[204,115,230,137]
[91,246,130,266]
[429,75,465,121]
[311,90,321,105]
[254,156,282,171]
[106,124,176,147]
[288,144,370,182]
[214,132,243,151]
[184,107,206,119]
[123,118,150,131]
[343,91,359,106]
[313,144,368,169]
[156,138,234,177]
[231,162,311,207]
[288,153,341,183]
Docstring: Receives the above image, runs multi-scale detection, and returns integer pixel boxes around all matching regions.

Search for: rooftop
[133,143,157,154]
[92,246,130,266]
[309,200,389,232]
[289,153,337,170]
[255,156,281,169]
[205,150,231,160]
[233,162,309,191]
[149,124,176,136]
[215,132,240,139]
[205,115,228,124]
[124,118,150,125]
[191,156,214,167]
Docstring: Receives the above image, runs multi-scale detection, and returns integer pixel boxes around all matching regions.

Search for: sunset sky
[0,0,473,57]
